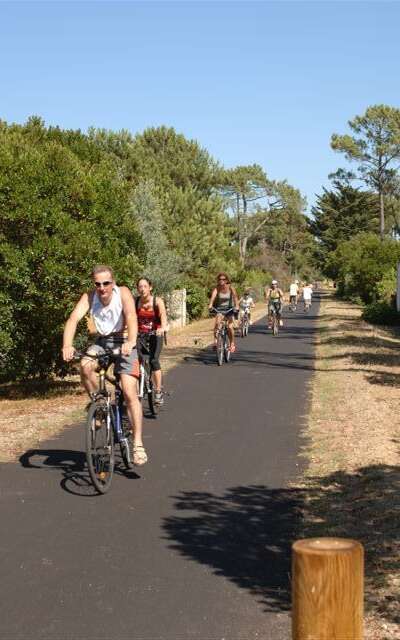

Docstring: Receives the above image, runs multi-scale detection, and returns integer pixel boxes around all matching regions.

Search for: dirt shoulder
[0,303,267,463]
[302,291,400,640]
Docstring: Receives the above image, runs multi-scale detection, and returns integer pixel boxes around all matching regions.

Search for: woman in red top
[136,277,168,405]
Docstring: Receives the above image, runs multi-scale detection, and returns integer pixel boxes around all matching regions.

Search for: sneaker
[154,390,164,406]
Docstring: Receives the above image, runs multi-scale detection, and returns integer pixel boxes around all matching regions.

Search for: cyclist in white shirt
[289,280,299,310]
[302,283,313,311]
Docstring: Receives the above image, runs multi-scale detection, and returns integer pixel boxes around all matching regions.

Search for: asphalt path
[0,301,318,640]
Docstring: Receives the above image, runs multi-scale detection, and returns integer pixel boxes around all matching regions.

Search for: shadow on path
[19,448,140,496]
[163,485,302,612]
[163,463,400,626]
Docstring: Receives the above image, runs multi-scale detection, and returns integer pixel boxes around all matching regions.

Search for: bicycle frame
[211,307,234,364]
[82,350,129,448]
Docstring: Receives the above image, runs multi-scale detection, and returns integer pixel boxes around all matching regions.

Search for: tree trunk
[379,189,385,239]
[239,236,248,267]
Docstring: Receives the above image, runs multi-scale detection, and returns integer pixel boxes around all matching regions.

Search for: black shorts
[137,333,163,372]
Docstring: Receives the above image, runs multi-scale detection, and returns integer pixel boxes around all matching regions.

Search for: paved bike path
[0,303,318,640]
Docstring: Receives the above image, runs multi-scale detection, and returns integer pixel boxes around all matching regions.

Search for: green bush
[186,283,208,320]
[332,232,400,304]
[376,267,397,304]
[362,301,400,325]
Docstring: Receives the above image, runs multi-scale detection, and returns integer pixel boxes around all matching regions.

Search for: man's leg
[80,359,98,396]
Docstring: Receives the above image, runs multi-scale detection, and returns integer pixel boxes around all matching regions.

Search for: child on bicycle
[239,289,255,325]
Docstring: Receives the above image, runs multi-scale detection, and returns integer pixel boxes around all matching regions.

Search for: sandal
[133,444,148,466]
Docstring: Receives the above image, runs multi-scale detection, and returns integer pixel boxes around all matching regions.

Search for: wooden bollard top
[293,537,363,554]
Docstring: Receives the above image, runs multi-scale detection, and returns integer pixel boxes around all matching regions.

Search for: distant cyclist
[289,279,299,310]
[302,283,313,311]
[208,272,239,353]
[135,277,168,406]
[265,279,284,328]
[239,289,255,324]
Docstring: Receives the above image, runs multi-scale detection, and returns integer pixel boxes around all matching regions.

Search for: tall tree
[222,165,305,266]
[331,104,400,238]
[311,182,379,272]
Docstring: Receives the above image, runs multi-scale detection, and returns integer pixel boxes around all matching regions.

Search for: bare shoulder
[119,285,134,300]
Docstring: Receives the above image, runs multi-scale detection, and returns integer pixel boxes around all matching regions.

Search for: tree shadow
[162,464,400,625]
[162,485,302,612]
[304,464,400,628]
[19,448,140,496]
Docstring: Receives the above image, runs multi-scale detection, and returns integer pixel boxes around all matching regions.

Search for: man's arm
[62,293,90,361]
[120,286,137,355]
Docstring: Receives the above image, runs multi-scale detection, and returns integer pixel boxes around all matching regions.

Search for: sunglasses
[218,278,227,282]
[95,280,112,288]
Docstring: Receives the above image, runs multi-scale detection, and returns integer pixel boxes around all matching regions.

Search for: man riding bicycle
[208,272,239,353]
[265,279,284,328]
[62,265,147,466]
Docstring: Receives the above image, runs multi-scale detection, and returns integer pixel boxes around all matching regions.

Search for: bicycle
[137,331,161,417]
[211,307,236,365]
[289,295,297,312]
[75,347,133,494]
[269,303,281,337]
[239,309,250,337]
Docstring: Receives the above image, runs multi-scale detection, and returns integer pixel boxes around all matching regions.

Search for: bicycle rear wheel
[86,402,114,494]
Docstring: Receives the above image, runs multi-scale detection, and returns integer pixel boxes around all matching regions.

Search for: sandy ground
[302,292,400,640]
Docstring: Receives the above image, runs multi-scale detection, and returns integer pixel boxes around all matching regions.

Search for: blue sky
[0,1,398,211]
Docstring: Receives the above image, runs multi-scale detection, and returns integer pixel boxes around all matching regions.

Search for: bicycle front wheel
[86,402,114,494]
[273,316,279,336]
[216,333,224,366]
[224,333,231,362]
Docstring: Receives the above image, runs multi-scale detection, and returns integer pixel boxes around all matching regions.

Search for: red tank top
[136,296,161,333]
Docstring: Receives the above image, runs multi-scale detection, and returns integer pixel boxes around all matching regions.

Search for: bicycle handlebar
[73,347,122,361]
[209,307,236,316]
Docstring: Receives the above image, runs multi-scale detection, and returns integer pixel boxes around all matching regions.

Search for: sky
[0,0,399,212]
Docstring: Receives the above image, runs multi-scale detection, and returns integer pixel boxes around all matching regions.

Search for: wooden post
[292,538,364,640]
